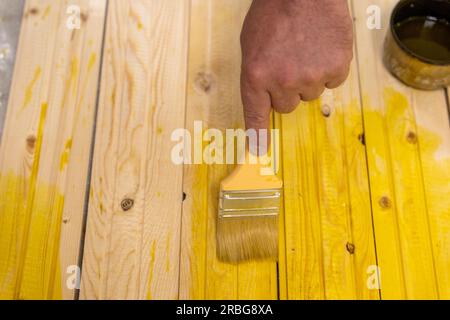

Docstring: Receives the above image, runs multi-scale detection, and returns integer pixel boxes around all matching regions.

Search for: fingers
[324,56,352,89]
[241,76,272,132]
[269,89,301,113]
[269,82,325,110]
[241,62,352,128]
[298,85,326,101]
[325,66,351,89]
[241,77,272,155]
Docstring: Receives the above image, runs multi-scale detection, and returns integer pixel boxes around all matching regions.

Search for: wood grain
[1,0,449,301]
[178,0,278,300]
[0,0,106,299]
[80,0,189,300]
[280,2,378,298]
[410,91,450,298]
[353,0,447,299]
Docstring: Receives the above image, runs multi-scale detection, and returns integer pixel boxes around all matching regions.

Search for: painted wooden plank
[179,0,278,300]
[0,0,106,299]
[280,20,378,298]
[274,113,288,300]
[237,112,278,300]
[411,91,450,298]
[353,0,440,299]
[80,0,189,299]
[281,100,325,299]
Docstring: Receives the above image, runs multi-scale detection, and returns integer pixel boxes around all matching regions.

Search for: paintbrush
[216,146,282,263]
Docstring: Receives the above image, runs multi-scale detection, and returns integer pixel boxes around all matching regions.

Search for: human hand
[240,0,354,131]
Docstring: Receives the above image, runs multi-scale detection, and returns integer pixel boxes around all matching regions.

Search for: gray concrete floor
[0,0,25,139]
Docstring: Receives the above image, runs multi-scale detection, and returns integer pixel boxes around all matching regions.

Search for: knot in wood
[358,133,365,145]
[121,198,134,211]
[321,104,331,117]
[346,242,355,254]
[379,196,392,209]
[406,131,417,144]
[194,72,214,94]
[26,135,37,150]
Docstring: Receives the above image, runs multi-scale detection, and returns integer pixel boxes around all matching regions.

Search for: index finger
[241,76,272,132]
[241,74,272,154]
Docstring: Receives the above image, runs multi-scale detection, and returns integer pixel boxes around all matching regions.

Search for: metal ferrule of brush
[218,189,281,218]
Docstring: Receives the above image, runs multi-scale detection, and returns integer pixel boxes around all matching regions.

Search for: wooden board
[279,35,378,299]
[178,0,278,300]
[411,90,450,298]
[1,0,449,300]
[353,0,450,299]
[79,0,189,300]
[0,0,106,299]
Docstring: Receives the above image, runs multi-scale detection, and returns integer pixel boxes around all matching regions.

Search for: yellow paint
[21,67,42,111]
[274,113,288,300]
[181,163,208,299]
[69,53,96,115]
[166,233,171,272]
[69,58,79,97]
[416,113,450,299]
[15,102,48,287]
[362,88,443,299]
[59,139,73,172]
[42,5,51,19]
[0,172,64,300]
[280,93,382,300]
[146,241,156,300]
[59,58,79,110]
[87,53,96,72]
[19,183,65,300]
[237,113,279,300]
[1,102,67,299]
[281,100,326,299]
[0,173,27,299]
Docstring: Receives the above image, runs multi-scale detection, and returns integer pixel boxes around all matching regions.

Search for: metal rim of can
[389,0,450,66]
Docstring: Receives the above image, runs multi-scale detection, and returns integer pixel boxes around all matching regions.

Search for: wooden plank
[353,0,440,299]
[0,0,106,299]
[280,23,378,298]
[274,113,288,300]
[237,114,278,300]
[411,92,450,298]
[80,0,189,299]
[179,0,278,300]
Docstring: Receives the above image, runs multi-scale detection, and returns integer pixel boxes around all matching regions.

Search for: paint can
[383,0,450,90]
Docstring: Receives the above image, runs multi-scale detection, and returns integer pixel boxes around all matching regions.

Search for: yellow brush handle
[220,149,282,191]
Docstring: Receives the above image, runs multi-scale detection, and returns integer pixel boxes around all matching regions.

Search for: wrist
[275,0,347,13]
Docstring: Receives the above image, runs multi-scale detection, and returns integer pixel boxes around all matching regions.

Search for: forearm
[251,0,349,16]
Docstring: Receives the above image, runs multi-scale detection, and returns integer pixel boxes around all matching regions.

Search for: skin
[241,0,354,133]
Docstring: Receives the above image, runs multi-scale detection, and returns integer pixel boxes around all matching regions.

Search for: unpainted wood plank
[80,0,189,299]
[179,0,278,300]
[0,0,106,299]
[353,0,439,299]
[56,0,107,300]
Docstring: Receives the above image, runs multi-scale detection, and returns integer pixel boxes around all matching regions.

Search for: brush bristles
[216,215,278,263]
